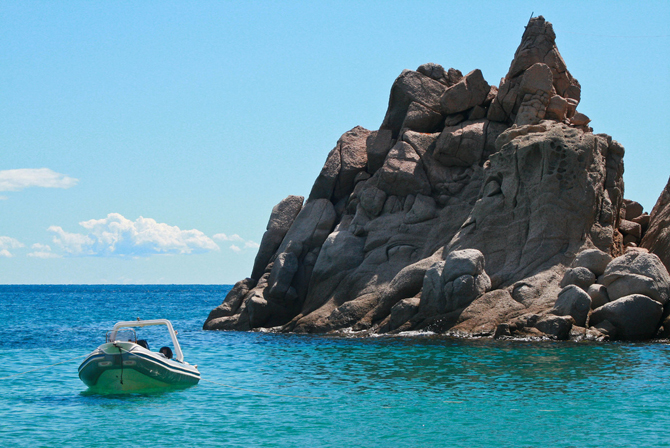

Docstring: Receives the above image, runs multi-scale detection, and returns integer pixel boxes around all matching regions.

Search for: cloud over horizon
[0,236,24,257]
[49,213,220,257]
[0,168,79,192]
[27,243,60,259]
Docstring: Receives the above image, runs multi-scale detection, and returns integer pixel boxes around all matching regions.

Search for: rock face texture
[641,177,670,270]
[204,16,670,341]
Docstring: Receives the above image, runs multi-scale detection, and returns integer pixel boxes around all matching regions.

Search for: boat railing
[109,319,185,362]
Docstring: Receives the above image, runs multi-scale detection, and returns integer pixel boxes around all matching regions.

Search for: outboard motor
[159,346,173,359]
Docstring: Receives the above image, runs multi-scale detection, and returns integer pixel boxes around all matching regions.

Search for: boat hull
[79,343,200,392]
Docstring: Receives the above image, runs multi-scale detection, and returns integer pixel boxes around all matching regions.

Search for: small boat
[78,319,200,392]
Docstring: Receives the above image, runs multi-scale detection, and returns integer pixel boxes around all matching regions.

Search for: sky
[1,1,669,284]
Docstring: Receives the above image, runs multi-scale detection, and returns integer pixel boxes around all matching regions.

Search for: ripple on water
[1,285,670,447]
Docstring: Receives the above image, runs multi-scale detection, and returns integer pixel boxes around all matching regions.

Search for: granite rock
[590,294,663,340]
[560,267,596,290]
[204,17,658,341]
[572,248,612,276]
[439,69,491,115]
[550,285,591,327]
[600,251,670,305]
[641,176,670,272]
[587,284,610,309]
[250,195,304,281]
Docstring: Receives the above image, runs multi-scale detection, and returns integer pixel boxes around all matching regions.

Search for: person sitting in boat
[159,346,173,359]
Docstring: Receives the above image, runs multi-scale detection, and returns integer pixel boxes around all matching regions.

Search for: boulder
[572,248,612,276]
[570,112,590,127]
[535,315,574,340]
[600,251,670,305]
[389,297,420,330]
[417,63,463,87]
[545,95,568,121]
[439,69,490,115]
[587,284,610,309]
[624,199,644,220]
[632,213,650,228]
[444,273,491,312]
[401,102,443,133]
[442,249,486,283]
[590,294,663,340]
[550,285,591,327]
[619,219,642,239]
[560,267,596,290]
[450,289,526,336]
[380,70,447,138]
[420,249,490,315]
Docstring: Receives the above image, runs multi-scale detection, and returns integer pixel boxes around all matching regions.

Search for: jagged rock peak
[488,16,586,127]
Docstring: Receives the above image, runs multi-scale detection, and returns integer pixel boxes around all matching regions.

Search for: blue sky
[1,1,669,284]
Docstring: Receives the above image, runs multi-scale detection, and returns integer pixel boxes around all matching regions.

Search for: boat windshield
[106,328,136,343]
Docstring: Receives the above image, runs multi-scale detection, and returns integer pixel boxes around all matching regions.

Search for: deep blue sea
[1,285,670,447]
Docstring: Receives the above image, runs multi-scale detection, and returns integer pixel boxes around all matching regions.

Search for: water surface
[1,285,668,447]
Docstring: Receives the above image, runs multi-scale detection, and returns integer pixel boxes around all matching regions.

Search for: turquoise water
[1,286,670,447]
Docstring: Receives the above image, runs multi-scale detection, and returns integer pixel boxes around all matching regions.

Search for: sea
[1,285,669,447]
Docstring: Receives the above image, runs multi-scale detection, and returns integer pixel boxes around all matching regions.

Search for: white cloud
[0,236,24,257]
[28,251,60,259]
[213,233,259,253]
[48,213,220,257]
[0,237,24,249]
[0,168,78,192]
[244,240,260,249]
[27,243,60,259]
[0,196,7,200]
[213,233,244,242]
[48,226,94,255]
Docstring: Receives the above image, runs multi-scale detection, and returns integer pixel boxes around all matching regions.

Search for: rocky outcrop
[204,16,670,342]
[641,176,670,270]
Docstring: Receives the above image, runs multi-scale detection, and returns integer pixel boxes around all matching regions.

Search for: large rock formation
[204,16,670,341]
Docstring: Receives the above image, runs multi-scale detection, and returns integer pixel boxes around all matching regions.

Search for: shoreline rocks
[204,16,670,342]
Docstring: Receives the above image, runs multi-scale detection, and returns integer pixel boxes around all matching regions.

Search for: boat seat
[136,339,149,350]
